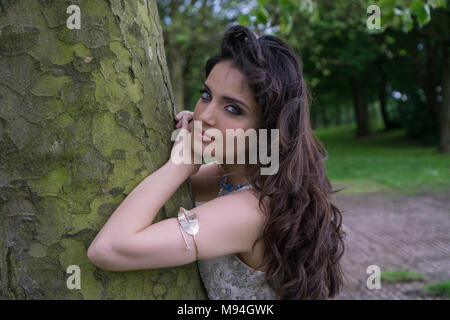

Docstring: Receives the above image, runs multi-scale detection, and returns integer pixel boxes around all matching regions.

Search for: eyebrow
[203,82,251,112]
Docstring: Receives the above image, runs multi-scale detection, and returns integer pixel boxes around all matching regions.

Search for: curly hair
[204,25,346,300]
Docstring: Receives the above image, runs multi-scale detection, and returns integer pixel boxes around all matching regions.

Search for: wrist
[166,159,200,178]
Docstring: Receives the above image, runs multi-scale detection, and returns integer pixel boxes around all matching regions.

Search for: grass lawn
[314,121,450,195]
[380,269,427,283]
[424,280,450,297]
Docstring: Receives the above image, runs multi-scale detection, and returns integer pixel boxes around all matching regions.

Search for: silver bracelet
[178,223,191,251]
[178,207,199,259]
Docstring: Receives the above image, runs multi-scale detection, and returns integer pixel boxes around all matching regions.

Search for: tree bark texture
[168,47,185,113]
[0,0,207,299]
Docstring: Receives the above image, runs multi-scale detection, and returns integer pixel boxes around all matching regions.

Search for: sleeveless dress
[195,177,281,300]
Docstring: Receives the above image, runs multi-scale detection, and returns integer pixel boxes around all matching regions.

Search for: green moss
[176,269,189,287]
[82,0,109,17]
[31,73,71,97]
[0,54,40,95]
[53,112,73,128]
[136,0,152,31]
[98,58,126,112]
[28,243,48,258]
[59,238,102,299]
[41,1,68,28]
[152,283,167,297]
[39,98,65,120]
[110,41,131,72]
[35,196,72,246]
[0,25,39,56]
[73,42,91,58]
[68,192,126,237]
[91,70,109,111]
[122,168,150,195]
[93,48,143,112]
[0,0,207,300]
[41,166,70,196]
[57,27,78,45]
[126,77,144,104]
[92,112,144,189]
[50,39,75,65]
[165,287,181,299]
[81,1,121,40]
[80,27,110,49]
[106,78,126,106]
[20,97,65,123]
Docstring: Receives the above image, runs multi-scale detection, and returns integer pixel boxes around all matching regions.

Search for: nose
[196,103,217,128]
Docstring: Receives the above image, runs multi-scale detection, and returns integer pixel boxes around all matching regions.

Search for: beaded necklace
[219,176,251,193]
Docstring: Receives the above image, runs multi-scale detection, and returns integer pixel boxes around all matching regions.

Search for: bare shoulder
[193,187,269,256]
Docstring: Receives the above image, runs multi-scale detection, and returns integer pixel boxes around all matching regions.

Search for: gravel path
[330,191,450,300]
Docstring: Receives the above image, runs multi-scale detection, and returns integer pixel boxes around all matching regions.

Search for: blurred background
[157,0,450,299]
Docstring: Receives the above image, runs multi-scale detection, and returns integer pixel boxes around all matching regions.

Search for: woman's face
[191,59,260,163]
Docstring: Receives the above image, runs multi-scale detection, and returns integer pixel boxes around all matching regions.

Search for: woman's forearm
[90,160,193,247]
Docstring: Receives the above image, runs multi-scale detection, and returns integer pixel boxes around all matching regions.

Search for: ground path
[331,190,449,300]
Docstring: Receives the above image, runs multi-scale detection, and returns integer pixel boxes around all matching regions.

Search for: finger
[181,116,188,130]
[175,110,190,120]
[177,111,194,120]
[174,112,184,120]
[175,115,188,128]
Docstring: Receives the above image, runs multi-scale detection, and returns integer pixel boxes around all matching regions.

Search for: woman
[87,25,345,300]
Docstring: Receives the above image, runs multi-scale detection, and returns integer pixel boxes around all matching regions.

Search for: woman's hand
[170,110,200,177]
[174,110,194,129]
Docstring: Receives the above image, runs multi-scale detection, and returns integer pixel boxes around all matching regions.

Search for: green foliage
[376,0,446,32]
[424,280,450,297]
[398,94,439,145]
[158,0,248,110]
[256,4,269,26]
[381,269,427,283]
[160,0,449,150]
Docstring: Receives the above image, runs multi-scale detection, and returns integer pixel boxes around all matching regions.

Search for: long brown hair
[205,25,346,299]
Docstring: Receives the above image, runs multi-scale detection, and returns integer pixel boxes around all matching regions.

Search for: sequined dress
[195,177,281,300]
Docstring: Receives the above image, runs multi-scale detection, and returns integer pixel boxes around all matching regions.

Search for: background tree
[0,0,206,299]
[238,0,449,151]
[158,0,251,112]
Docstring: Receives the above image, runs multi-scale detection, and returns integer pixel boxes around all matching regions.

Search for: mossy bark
[0,0,207,299]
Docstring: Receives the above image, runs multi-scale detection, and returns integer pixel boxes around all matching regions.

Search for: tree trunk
[168,47,185,113]
[311,110,318,129]
[423,39,440,119]
[336,104,342,126]
[346,103,352,125]
[351,78,369,137]
[439,54,450,153]
[0,0,206,299]
[322,104,329,127]
[378,62,396,131]
[166,0,184,113]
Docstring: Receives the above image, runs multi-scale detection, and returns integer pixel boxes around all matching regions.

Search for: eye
[224,105,242,116]
[199,88,243,116]
[199,89,210,100]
